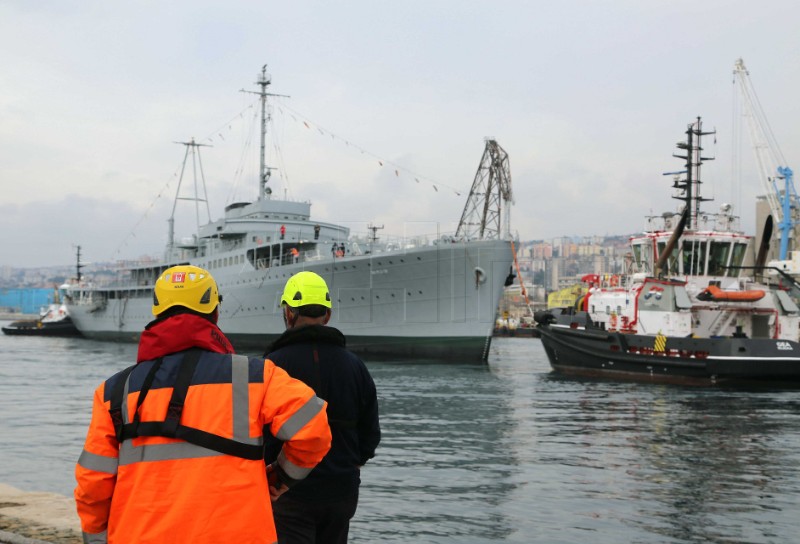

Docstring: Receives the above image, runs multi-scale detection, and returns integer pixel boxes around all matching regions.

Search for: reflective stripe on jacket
[74,350,331,544]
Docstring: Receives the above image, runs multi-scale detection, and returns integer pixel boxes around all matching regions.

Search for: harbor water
[1,326,799,543]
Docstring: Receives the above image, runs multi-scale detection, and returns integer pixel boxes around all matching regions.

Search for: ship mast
[75,245,84,283]
[167,138,211,259]
[242,65,289,200]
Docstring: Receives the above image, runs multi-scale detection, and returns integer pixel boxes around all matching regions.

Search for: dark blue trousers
[272,491,359,544]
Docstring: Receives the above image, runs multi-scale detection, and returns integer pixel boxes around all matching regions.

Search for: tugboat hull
[538,324,800,386]
[1,318,82,337]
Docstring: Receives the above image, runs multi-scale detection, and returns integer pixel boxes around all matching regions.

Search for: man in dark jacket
[265,271,381,544]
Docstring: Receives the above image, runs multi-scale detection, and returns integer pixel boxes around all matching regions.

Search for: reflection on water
[1,328,799,543]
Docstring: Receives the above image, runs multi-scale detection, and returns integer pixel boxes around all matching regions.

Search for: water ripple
[2,329,799,543]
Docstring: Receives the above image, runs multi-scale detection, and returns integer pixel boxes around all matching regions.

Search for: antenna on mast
[241,64,290,200]
[367,223,384,243]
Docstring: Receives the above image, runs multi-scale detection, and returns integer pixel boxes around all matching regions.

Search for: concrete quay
[0,485,80,544]
[0,314,37,322]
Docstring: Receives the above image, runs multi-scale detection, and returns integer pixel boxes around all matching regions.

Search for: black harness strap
[131,357,164,432]
[161,349,202,437]
[108,365,137,442]
[109,349,264,461]
[132,423,263,460]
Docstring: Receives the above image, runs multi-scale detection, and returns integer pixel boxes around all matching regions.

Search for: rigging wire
[107,93,459,261]
[225,103,259,204]
[747,74,787,165]
[109,165,182,262]
[269,98,293,200]
[110,99,263,262]
[276,102,462,196]
[731,76,742,218]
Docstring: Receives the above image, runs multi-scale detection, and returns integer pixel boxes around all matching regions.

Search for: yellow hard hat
[281,271,331,309]
[152,265,221,316]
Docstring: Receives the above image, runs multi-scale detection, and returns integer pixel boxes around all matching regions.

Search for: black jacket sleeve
[357,365,381,465]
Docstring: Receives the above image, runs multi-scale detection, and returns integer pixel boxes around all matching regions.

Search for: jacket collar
[137,313,235,362]
[266,324,346,355]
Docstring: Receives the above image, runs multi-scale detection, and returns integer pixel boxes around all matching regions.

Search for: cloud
[0,194,171,268]
[1,1,798,267]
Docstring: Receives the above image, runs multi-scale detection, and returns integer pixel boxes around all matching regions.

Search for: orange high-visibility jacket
[75,350,331,544]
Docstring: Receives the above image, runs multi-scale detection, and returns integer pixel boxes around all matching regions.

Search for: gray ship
[66,66,515,362]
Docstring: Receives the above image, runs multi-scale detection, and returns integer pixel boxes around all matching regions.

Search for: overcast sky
[2,1,799,268]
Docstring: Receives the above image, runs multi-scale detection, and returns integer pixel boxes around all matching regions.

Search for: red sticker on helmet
[172,272,186,283]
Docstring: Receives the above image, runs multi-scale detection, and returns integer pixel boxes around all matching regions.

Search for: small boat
[493,316,540,337]
[2,285,81,337]
[535,117,800,386]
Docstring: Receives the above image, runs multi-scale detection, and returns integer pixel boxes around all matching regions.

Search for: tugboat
[535,117,800,385]
[2,284,81,337]
[2,248,84,337]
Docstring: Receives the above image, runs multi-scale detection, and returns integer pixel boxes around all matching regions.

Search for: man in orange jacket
[74,265,332,544]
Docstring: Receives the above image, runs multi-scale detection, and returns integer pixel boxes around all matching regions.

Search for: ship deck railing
[72,231,500,289]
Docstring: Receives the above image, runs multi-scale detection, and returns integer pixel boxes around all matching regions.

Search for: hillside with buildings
[498,234,637,324]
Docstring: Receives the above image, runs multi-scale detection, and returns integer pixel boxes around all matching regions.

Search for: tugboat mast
[670,116,715,230]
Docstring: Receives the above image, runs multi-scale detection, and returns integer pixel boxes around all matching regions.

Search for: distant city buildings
[514,234,634,294]
[497,234,637,321]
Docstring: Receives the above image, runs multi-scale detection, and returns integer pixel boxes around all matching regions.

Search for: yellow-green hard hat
[152,265,221,315]
[281,271,331,308]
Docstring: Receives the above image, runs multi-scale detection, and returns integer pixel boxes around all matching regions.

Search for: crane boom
[456,139,514,241]
[733,58,798,260]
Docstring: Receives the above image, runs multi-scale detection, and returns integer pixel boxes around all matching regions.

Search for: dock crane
[456,139,514,241]
[733,58,798,262]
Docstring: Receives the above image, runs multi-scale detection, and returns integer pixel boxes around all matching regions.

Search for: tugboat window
[633,242,653,274]
[656,241,679,275]
[727,243,748,277]
[682,239,707,276]
[708,242,731,276]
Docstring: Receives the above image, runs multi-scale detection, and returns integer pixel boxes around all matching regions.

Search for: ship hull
[538,323,800,385]
[67,240,511,362]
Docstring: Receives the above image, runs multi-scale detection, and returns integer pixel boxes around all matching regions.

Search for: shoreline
[0,314,38,322]
[0,485,80,544]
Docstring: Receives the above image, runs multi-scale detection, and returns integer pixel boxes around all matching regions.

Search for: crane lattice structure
[456,139,514,241]
[733,58,798,260]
